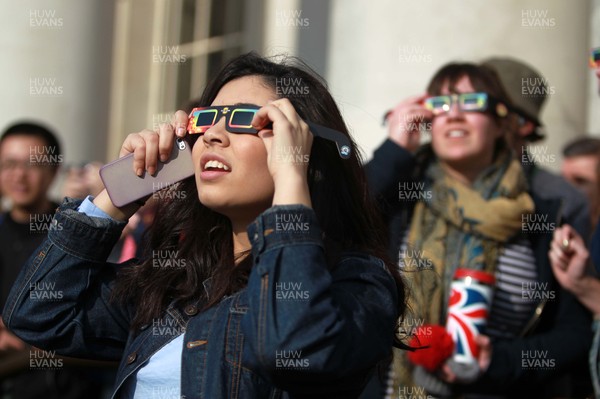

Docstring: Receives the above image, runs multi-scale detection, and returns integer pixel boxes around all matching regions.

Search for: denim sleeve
[2,198,132,361]
[242,205,398,394]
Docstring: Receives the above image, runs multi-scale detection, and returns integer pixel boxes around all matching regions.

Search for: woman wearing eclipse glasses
[368,63,592,398]
[3,52,405,398]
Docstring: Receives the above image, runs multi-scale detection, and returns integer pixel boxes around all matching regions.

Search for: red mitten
[407,324,454,372]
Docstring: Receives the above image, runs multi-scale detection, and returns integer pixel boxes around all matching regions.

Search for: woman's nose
[202,116,230,146]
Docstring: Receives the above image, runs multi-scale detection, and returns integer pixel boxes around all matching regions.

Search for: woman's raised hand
[93,111,189,220]
[119,111,188,176]
[252,99,313,208]
[385,93,433,153]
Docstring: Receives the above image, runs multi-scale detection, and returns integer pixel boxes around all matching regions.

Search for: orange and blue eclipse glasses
[187,105,352,159]
[188,105,262,134]
[423,92,509,117]
[589,47,600,69]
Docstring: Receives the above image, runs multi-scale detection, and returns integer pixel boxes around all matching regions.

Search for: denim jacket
[3,198,398,399]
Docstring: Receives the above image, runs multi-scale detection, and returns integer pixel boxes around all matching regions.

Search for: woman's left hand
[252,98,313,207]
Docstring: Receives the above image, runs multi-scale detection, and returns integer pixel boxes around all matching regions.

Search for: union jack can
[445,268,495,380]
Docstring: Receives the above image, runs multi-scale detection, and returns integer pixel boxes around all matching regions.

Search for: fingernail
[177,127,185,136]
[148,167,156,176]
[160,154,168,162]
[136,168,143,177]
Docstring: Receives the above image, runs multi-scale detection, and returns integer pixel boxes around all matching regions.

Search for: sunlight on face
[430,76,504,175]
[192,76,278,222]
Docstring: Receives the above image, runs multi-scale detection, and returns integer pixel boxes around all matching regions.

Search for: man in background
[483,57,591,240]
[484,57,593,397]
[0,123,61,311]
[561,137,600,227]
[0,122,105,399]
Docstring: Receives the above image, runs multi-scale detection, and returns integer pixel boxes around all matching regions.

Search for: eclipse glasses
[187,105,352,159]
[382,92,509,125]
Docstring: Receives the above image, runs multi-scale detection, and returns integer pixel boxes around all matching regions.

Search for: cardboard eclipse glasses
[423,92,509,117]
[187,105,352,159]
[382,92,509,126]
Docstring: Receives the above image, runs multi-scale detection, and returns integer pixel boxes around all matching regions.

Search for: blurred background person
[483,57,591,240]
[482,59,596,396]
[0,122,61,320]
[61,161,105,199]
[549,46,600,399]
[561,137,600,227]
[0,122,107,399]
[368,62,592,398]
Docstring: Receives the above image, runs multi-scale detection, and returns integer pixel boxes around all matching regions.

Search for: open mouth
[446,129,468,138]
[203,159,230,171]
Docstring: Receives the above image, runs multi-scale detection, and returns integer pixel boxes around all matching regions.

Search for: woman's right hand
[548,225,589,294]
[93,111,189,221]
[385,93,433,153]
[119,112,189,176]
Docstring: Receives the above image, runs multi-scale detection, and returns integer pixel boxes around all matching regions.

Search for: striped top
[399,233,539,339]
[486,237,539,338]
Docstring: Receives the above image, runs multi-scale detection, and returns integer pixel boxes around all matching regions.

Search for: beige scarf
[396,147,535,391]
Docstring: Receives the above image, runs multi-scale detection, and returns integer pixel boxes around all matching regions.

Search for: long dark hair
[113,52,406,337]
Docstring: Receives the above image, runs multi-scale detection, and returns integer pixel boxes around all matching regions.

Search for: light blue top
[77,196,112,219]
[123,334,184,399]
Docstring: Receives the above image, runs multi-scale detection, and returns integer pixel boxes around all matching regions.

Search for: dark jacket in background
[366,140,593,398]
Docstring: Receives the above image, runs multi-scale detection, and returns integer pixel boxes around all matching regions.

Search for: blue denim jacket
[3,198,398,398]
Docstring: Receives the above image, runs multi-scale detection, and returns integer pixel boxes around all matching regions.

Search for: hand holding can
[445,268,495,382]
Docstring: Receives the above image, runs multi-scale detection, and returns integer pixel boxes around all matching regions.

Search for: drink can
[446,268,495,380]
